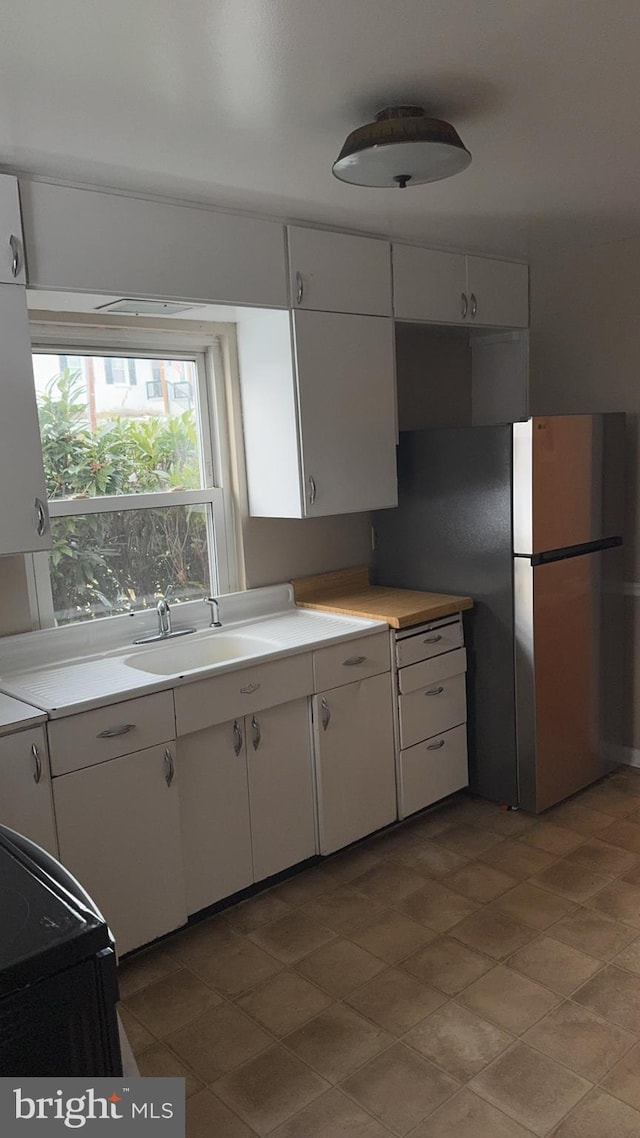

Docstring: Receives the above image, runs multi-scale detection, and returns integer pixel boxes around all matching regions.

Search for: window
[31,340,236,627]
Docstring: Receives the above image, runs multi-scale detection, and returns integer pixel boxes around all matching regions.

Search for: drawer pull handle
[240,682,260,695]
[97,723,135,738]
[423,634,442,644]
[233,720,243,756]
[343,655,366,666]
[251,715,261,751]
[31,743,42,784]
[321,697,331,731]
[425,686,445,697]
[427,739,446,750]
[164,747,175,786]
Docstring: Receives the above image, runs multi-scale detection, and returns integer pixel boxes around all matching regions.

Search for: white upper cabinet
[288,226,392,316]
[393,243,529,328]
[0,284,51,555]
[20,181,288,307]
[0,174,25,284]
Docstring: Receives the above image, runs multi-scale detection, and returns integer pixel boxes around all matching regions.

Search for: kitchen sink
[124,632,276,675]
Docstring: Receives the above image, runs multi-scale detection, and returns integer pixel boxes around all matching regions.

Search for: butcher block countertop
[291,567,473,630]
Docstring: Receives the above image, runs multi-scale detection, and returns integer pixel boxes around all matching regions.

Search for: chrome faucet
[133,597,197,645]
[205,596,222,627]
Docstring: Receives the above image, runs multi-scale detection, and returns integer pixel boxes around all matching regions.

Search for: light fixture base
[332,104,471,188]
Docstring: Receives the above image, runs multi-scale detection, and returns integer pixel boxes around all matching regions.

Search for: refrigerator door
[513,414,625,556]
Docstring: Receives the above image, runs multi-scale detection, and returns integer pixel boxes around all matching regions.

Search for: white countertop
[0,692,47,735]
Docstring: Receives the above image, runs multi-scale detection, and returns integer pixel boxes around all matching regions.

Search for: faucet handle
[204,596,222,627]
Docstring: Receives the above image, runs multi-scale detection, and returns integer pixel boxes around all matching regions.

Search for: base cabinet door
[247,698,316,881]
[0,727,58,855]
[53,743,186,955]
[313,672,396,855]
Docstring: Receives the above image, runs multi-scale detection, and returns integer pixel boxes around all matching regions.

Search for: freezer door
[513,414,625,555]
[515,547,623,812]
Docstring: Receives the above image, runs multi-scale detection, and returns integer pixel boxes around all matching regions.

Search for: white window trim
[28,321,242,629]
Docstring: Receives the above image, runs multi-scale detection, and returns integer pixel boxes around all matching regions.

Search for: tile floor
[118,764,640,1137]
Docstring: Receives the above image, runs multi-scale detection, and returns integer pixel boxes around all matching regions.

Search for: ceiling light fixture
[332,105,471,189]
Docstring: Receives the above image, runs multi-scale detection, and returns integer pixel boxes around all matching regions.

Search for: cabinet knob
[295,271,304,305]
[461,292,468,319]
[233,720,243,756]
[31,743,42,784]
[251,715,261,751]
[470,292,478,319]
[164,747,175,786]
[320,697,331,731]
[9,234,20,278]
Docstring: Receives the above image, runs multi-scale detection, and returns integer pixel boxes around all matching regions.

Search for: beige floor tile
[117,1004,155,1055]
[271,866,337,905]
[409,1087,535,1138]
[302,885,386,936]
[186,1089,256,1138]
[123,969,222,1037]
[479,837,558,879]
[551,906,638,960]
[521,822,585,856]
[348,909,437,964]
[165,1002,272,1083]
[345,967,446,1033]
[395,880,479,932]
[402,935,493,995]
[214,1043,329,1135]
[490,882,576,929]
[167,916,239,970]
[459,966,559,1034]
[365,825,434,858]
[553,1088,640,1138]
[578,784,638,817]
[467,808,537,840]
[224,891,292,934]
[441,862,519,903]
[624,862,640,886]
[573,964,640,1032]
[296,937,386,997]
[530,860,612,902]
[136,1041,203,1097]
[565,839,639,877]
[271,1088,390,1138]
[523,1000,635,1080]
[599,819,640,854]
[614,938,640,974]
[283,1003,391,1082]
[406,1002,513,1082]
[118,944,181,999]
[340,1042,459,1135]
[601,1042,640,1111]
[432,822,504,857]
[586,879,640,927]
[322,846,383,884]
[235,970,332,1037]
[470,1041,591,1136]
[449,908,535,961]
[392,838,469,877]
[184,935,283,998]
[508,935,600,995]
[546,802,616,836]
[350,861,427,903]
[247,911,336,965]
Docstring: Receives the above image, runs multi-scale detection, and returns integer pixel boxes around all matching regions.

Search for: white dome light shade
[332,105,471,188]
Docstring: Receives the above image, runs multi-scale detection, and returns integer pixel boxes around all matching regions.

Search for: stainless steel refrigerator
[372,414,625,813]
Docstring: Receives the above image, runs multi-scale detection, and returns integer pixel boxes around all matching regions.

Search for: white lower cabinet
[0,726,58,855]
[313,672,397,855]
[53,742,186,956]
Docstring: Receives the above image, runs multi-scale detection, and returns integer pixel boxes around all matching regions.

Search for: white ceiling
[2,0,640,258]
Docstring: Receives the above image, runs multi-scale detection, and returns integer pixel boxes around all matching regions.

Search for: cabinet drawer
[398,647,466,695]
[396,621,463,668]
[399,670,466,749]
[48,690,176,775]
[399,724,469,818]
[175,653,314,735]
[313,631,390,692]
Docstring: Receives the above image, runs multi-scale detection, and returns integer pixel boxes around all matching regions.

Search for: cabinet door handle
[308,475,317,505]
[423,634,442,644]
[470,292,478,319]
[97,723,135,738]
[164,747,175,786]
[31,743,42,784]
[320,697,331,731]
[233,720,243,756]
[295,270,304,305]
[251,715,261,751]
[461,291,468,319]
[9,234,20,278]
[427,738,446,750]
[35,497,49,537]
[343,655,366,666]
[425,685,445,697]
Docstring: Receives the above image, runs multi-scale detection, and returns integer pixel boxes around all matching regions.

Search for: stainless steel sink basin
[124,632,276,675]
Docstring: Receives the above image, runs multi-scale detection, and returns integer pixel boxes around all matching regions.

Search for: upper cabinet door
[393,245,466,324]
[288,226,392,316]
[20,181,288,307]
[0,284,50,555]
[466,256,529,328]
[294,310,398,516]
[0,174,25,284]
